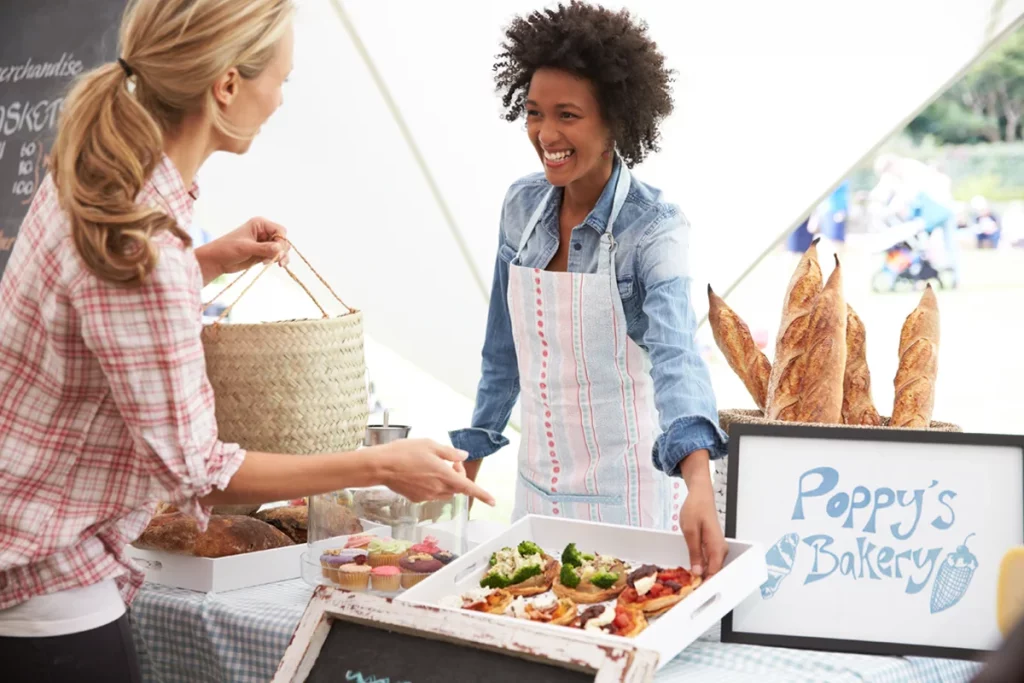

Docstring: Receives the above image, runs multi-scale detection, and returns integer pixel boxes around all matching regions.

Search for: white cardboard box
[127,543,307,593]
[397,515,767,671]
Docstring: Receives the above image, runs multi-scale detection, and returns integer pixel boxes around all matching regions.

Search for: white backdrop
[191,0,1024,405]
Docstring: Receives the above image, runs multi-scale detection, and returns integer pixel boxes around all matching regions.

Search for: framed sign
[721,422,1024,660]
[273,586,659,683]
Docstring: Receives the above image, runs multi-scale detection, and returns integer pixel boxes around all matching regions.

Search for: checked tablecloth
[130,579,983,683]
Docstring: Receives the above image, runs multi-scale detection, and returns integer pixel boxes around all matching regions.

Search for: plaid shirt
[0,157,245,610]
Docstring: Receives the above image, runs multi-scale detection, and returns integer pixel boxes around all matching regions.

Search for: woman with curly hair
[451,2,728,577]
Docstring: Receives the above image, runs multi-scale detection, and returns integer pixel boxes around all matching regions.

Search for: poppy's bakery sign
[722,424,1024,660]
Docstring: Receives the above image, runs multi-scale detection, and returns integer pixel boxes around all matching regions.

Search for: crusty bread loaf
[765,241,823,420]
[708,285,772,410]
[842,305,882,426]
[254,505,308,544]
[791,257,847,423]
[892,285,940,429]
[133,513,294,557]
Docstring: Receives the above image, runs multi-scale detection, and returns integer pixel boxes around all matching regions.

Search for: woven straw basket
[712,408,962,530]
[201,241,369,457]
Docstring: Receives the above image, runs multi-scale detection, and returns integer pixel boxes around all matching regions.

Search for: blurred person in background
[871,153,962,287]
[970,195,1002,249]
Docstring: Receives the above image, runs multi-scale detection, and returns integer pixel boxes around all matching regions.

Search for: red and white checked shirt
[0,156,245,610]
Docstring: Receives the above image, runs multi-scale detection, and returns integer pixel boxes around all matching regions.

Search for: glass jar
[300,487,468,594]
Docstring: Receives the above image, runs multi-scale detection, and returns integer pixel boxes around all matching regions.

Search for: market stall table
[130,580,985,683]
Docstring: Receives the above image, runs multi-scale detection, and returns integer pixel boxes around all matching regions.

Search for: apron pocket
[518,472,622,506]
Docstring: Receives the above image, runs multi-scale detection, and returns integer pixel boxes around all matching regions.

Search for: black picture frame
[720,421,1024,661]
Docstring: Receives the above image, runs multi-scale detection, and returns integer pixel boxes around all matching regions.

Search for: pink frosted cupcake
[345,534,376,550]
[409,535,441,555]
[371,565,401,592]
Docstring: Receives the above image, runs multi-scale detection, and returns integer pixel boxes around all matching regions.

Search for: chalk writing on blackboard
[346,671,411,683]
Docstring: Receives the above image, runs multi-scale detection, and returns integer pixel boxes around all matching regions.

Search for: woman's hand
[679,450,728,579]
[369,439,496,506]
[194,217,291,285]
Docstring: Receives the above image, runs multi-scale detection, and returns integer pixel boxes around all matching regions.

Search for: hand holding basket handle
[196,227,495,508]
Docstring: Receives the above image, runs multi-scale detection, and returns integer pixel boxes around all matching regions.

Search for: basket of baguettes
[706,239,958,526]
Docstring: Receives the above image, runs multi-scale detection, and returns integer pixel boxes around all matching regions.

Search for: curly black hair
[494,1,674,168]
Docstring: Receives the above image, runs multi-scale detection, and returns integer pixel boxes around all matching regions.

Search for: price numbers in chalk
[10,140,43,201]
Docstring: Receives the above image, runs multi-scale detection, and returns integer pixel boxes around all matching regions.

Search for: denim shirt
[450,159,728,476]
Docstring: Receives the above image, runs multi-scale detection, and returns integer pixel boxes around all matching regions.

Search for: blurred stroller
[869,221,956,293]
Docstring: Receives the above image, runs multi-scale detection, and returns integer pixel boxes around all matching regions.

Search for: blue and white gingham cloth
[130,580,983,683]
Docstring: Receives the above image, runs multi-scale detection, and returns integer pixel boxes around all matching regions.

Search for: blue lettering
[840,551,856,576]
[793,467,839,520]
[876,546,895,578]
[857,537,881,579]
[827,492,849,520]
[931,490,957,530]
[844,485,871,529]
[802,535,839,585]
[894,549,912,578]
[891,481,935,540]
[865,487,894,534]
[906,548,942,595]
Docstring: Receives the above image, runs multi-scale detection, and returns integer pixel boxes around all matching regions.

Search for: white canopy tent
[191,1,1024,515]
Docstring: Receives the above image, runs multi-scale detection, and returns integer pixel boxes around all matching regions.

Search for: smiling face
[526,67,613,188]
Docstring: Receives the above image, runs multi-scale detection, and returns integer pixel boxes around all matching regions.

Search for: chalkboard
[0,0,125,278]
[273,588,658,683]
[306,617,595,683]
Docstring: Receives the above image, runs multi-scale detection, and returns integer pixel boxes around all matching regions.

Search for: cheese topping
[635,572,657,597]
[532,593,558,612]
[488,547,543,580]
[509,596,530,619]
[583,605,616,632]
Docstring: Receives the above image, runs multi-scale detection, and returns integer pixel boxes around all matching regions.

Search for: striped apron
[507,165,681,531]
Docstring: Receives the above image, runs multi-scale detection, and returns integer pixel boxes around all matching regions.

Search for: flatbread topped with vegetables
[617,565,701,617]
[440,588,513,614]
[573,603,647,638]
[480,541,558,596]
[552,543,628,603]
[507,593,578,626]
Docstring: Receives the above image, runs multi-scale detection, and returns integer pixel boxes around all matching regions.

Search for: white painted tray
[397,515,767,670]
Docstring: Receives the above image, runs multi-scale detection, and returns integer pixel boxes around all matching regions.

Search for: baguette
[843,305,882,426]
[791,256,847,424]
[892,285,940,428]
[708,285,772,410]
[765,240,823,420]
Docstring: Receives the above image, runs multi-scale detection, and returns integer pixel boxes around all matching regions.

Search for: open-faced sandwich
[479,541,558,596]
[552,543,628,604]
[439,588,514,614]
[574,603,648,638]
[617,565,701,617]
[507,593,578,626]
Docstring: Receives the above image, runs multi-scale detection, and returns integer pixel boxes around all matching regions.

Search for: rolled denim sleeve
[636,208,728,475]
[449,210,521,460]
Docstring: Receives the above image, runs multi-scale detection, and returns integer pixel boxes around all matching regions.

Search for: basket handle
[202,238,354,324]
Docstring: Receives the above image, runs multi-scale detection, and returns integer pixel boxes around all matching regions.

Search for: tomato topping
[620,587,639,603]
[613,613,630,630]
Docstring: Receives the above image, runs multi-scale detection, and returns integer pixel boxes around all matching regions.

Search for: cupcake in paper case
[760,532,800,600]
[931,534,979,614]
[399,552,445,589]
[371,565,402,593]
[319,549,366,582]
[367,538,412,568]
[345,534,377,550]
[409,535,441,555]
[337,556,372,591]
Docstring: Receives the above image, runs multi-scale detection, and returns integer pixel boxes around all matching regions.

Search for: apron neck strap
[514,156,632,264]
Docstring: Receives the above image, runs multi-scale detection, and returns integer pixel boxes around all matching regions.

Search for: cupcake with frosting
[409,535,441,555]
[371,565,401,593]
[367,538,412,568]
[320,548,367,582]
[399,552,445,589]
[337,555,372,591]
[345,534,376,550]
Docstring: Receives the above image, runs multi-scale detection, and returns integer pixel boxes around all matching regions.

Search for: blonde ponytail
[49,0,294,286]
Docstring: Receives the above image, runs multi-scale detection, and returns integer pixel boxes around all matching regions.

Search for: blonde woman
[0,2,491,677]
